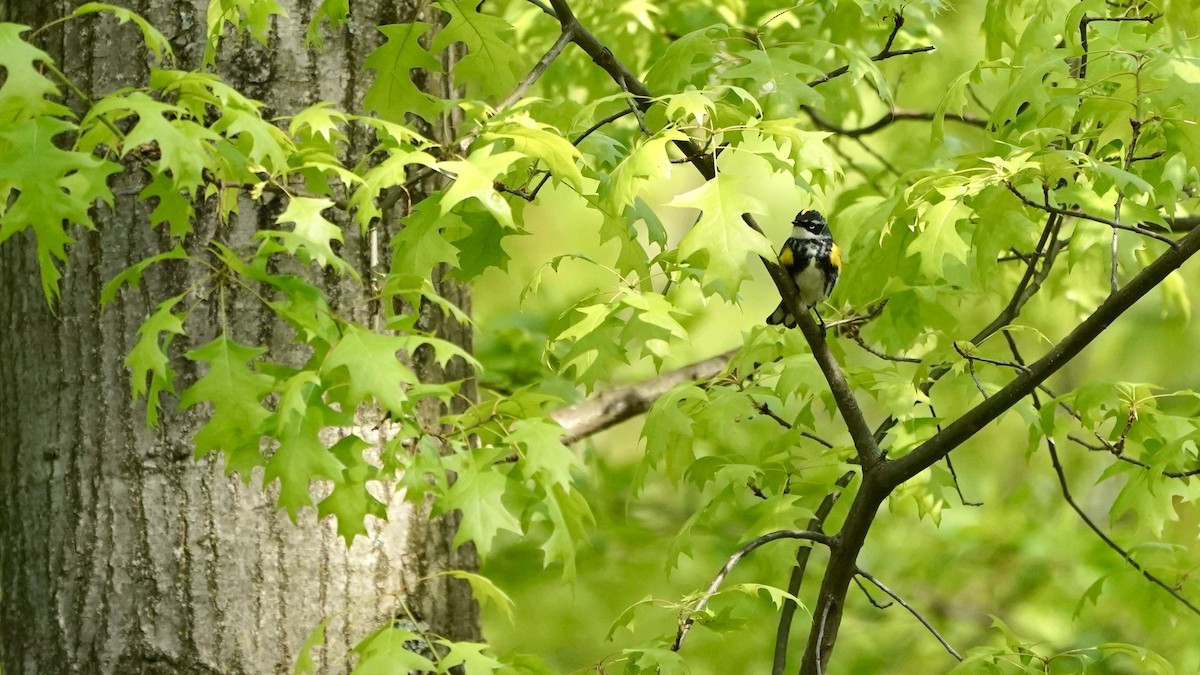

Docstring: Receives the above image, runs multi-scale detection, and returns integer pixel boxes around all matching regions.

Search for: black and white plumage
[766,210,841,332]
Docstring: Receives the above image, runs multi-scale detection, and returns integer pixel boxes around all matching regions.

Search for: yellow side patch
[829,243,842,270]
[778,245,794,269]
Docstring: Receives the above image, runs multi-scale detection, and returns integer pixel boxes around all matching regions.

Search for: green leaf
[263,372,349,517]
[138,169,196,237]
[603,130,683,213]
[352,626,437,675]
[364,22,442,123]
[323,324,417,415]
[179,336,274,475]
[432,1,522,99]
[1095,643,1174,674]
[437,570,516,624]
[447,207,519,280]
[443,452,522,557]
[204,0,286,67]
[305,0,349,46]
[126,294,187,427]
[0,116,120,302]
[84,92,218,192]
[728,582,806,612]
[645,26,725,91]
[438,145,524,228]
[483,114,584,190]
[72,3,174,65]
[509,418,579,488]
[672,173,772,297]
[434,639,505,674]
[0,23,71,121]
[293,618,329,675]
[349,143,437,227]
[907,188,971,279]
[539,484,593,580]
[102,246,188,308]
[259,196,358,277]
[317,434,387,542]
[720,45,823,106]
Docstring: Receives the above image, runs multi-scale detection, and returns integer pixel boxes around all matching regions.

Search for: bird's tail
[766,302,798,328]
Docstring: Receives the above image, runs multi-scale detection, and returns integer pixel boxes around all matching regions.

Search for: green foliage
[6,0,1200,672]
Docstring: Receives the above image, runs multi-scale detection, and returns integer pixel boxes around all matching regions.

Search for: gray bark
[0,1,478,673]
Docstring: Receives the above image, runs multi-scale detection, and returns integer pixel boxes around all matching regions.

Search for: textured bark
[0,1,478,673]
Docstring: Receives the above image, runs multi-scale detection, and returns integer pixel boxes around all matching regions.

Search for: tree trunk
[0,1,478,673]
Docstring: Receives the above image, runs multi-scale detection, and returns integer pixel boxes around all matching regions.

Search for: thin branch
[815,602,831,675]
[883,223,1200,487]
[770,470,856,675]
[496,24,575,112]
[852,334,921,363]
[749,399,834,449]
[548,348,735,444]
[807,14,936,88]
[521,108,634,201]
[1079,13,1161,80]
[1005,181,1177,247]
[671,529,837,652]
[853,576,892,608]
[1068,435,1200,478]
[1112,115,1146,293]
[953,342,1030,374]
[855,568,964,661]
[944,454,982,506]
[1046,429,1200,615]
[802,106,986,137]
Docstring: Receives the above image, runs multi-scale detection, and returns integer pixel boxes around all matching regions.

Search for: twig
[815,603,831,675]
[1068,435,1200,478]
[802,106,986,137]
[854,576,892,608]
[1079,13,1161,79]
[855,568,964,661]
[749,400,834,450]
[807,14,936,88]
[1045,428,1200,615]
[1112,114,1146,293]
[852,334,920,363]
[770,470,856,675]
[671,529,837,651]
[618,74,653,135]
[1004,181,1177,247]
[520,108,635,201]
[496,25,575,111]
[548,348,735,444]
[944,454,982,506]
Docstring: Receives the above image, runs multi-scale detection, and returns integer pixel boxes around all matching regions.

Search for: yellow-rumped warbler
[766,209,841,334]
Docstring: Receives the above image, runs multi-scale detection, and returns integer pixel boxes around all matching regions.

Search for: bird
[766,209,841,336]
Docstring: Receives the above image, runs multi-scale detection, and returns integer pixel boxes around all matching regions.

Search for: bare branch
[806,13,936,88]
[1079,12,1161,79]
[807,14,936,89]
[944,454,982,506]
[855,567,964,661]
[549,349,734,444]
[802,106,986,137]
[496,24,576,112]
[672,529,837,652]
[852,334,921,364]
[1005,181,1177,247]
